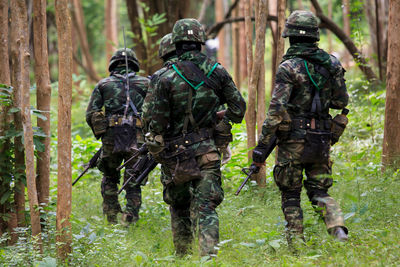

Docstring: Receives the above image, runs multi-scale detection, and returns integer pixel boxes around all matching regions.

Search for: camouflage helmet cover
[158,33,176,59]
[172,18,206,44]
[108,48,140,72]
[282,10,320,40]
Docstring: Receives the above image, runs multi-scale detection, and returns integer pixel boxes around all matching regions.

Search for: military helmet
[172,18,206,44]
[108,48,140,72]
[158,33,176,59]
[282,10,320,41]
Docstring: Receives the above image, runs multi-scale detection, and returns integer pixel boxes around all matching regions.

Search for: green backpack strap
[172,62,219,90]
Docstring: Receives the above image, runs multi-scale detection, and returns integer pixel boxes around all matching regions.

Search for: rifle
[118,154,158,194]
[72,148,102,186]
[116,144,148,171]
[235,135,277,195]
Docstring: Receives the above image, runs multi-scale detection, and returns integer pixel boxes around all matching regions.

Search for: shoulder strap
[304,60,322,117]
[112,72,140,117]
[173,61,219,134]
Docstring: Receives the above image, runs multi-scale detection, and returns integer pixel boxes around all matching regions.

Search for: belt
[108,115,142,127]
[291,118,331,131]
[165,128,214,151]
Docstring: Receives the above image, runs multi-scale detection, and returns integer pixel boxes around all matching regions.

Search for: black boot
[121,212,139,227]
[329,226,348,242]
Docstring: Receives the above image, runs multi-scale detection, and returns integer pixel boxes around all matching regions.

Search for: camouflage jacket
[260,43,349,144]
[142,50,246,154]
[86,67,150,133]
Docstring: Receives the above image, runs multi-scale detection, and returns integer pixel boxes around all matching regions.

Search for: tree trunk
[216,0,227,68]
[276,0,286,73]
[105,0,118,65]
[198,0,211,23]
[328,0,333,53]
[382,0,400,170]
[342,0,351,67]
[297,0,303,9]
[269,0,278,95]
[244,0,255,161]
[239,0,247,85]
[33,0,51,211]
[311,0,378,82]
[10,0,27,230]
[11,0,42,251]
[55,0,72,260]
[232,4,240,86]
[71,0,99,82]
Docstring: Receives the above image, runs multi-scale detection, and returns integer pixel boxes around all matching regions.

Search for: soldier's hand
[252,142,269,164]
[220,145,232,165]
[249,163,260,174]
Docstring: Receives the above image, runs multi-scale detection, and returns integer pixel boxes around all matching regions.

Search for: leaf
[8,107,20,113]
[268,239,281,249]
[36,256,57,267]
[344,212,355,220]
[0,190,11,204]
[32,111,48,121]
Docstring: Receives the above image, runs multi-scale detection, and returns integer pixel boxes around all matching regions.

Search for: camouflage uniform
[86,48,150,223]
[142,19,246,256]
[258,11,349,242]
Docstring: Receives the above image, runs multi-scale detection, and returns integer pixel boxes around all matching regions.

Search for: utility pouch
[301,130,331,164]
[214,120,233,148]
[112,122,137,153]
[163,146,202,186]
[91,112,108,139]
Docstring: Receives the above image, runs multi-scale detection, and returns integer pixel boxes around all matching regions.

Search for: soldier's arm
[86,84,104,131]
[142,76,170,136]
[330,56,349,109]
[218,66,246,123]
[259,63,293,144]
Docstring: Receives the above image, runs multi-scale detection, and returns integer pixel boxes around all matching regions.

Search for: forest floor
[1,77,399,266]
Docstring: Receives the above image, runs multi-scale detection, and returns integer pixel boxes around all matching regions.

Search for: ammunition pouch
[291,118,331,131]
[301,129,331,164]
[159,128,213,185]
[214,120,232,148]
[330,120,346,145]
[91,112,108,139]
[109,115,138,153]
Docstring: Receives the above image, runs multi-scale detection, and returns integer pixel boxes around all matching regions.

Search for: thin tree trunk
[216,0,227,68]
[126,0,147,73]
[328,0,333,53]
[198,0,211,23]
[11,0,42,251]
[244,0,255,161]
[10,0,27,230]
[55,0,72,260]
[232,4,240,86]
[276,0,286,73]
[311,0,378,82]
[269,0,278,95]
[375,0,383,80]
[105,0,118,65]
[342,0,351,67]
[71,0,99,82]
[297,0,303,9]
[33,0,51,211]
[382,0,400,170]
[239,0,247,85]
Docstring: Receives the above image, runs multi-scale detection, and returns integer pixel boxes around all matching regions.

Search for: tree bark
[244,0,255,161]
[10,0,27,230]
[11,0,42,251]
[310,0,379,83]
[297,0,303,9]
[232,4,240,86]
[216,0,227,68]
[105,0,118,65]
[71,0,99,82]
[269,0,278,95]
[382,0,400,170]
[328,0,333,53]
[55,0,72,260]
[342,0,351,67]
[33,0,51,211]
[239,0,247,84]
[198,0,211,23]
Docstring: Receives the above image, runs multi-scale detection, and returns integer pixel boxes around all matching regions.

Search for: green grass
[1,77,399,266]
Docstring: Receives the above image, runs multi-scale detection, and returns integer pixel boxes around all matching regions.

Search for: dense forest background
[0,0,399,265]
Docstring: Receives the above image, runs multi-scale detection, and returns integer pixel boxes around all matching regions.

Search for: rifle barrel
[234,169,254,196]
[72,166,90,186]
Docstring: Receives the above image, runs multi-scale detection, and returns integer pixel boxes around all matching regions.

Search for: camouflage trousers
[97,140,143,221]
[274,140,347,241]
[161,151,223,256]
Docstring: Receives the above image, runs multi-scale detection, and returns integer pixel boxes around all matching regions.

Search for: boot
[329,226,348,242]
[121,212,139,227]
[106,214,118,225]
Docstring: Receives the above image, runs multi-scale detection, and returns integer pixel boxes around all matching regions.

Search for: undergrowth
[0,77,399,266]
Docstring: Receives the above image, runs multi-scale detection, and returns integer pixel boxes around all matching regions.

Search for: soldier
[159,33,178,66]
[86,48,149,224]
[251,10,349,246]
[142,19,246,256]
